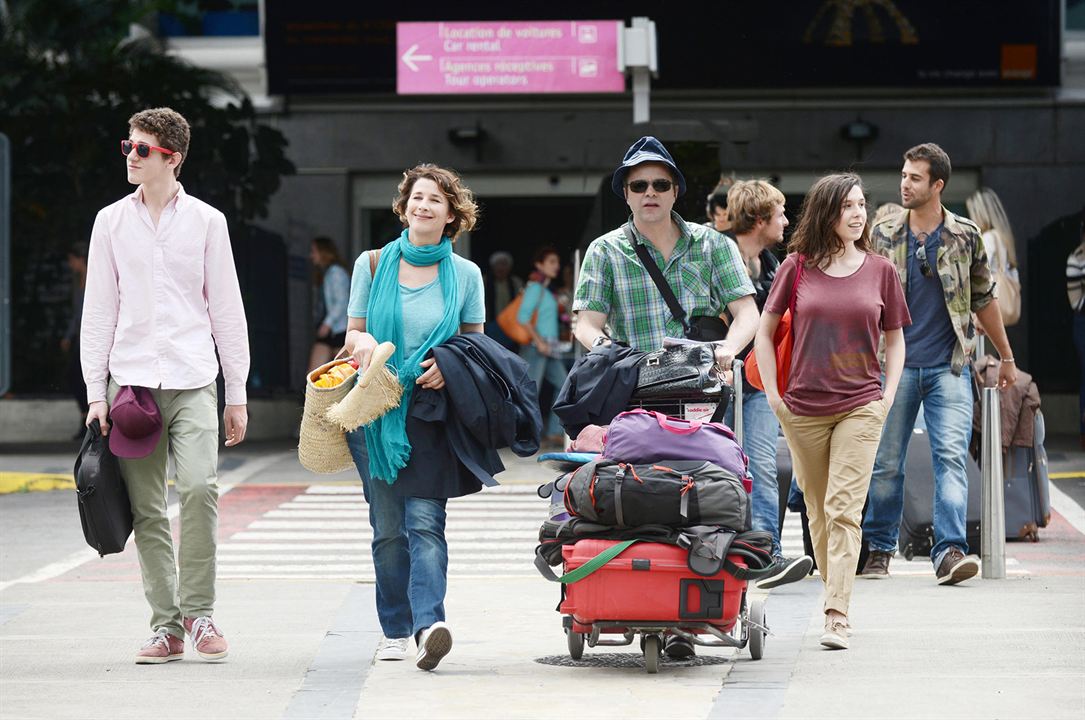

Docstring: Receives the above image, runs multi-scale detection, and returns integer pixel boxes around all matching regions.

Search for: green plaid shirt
[573,212,755,350]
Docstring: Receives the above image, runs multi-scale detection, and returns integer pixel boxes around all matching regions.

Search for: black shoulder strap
[625,221,691,336]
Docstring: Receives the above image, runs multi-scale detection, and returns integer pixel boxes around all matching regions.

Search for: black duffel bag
[564,458,749,531]
[74,419,133,556]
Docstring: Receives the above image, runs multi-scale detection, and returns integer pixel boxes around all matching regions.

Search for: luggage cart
[548,359,769,672]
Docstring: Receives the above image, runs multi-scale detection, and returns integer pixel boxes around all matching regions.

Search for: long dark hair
[787,173,871,269]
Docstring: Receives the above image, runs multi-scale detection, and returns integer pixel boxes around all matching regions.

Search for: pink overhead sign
[396,20,624,95]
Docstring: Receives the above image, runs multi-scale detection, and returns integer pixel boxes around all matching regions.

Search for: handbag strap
[626,221,692,337]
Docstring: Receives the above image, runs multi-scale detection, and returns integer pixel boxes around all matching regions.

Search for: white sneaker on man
[415,622,453,671]
[375,636,410,661]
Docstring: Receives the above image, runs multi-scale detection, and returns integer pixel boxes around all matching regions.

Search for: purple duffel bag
[602,408,750,492]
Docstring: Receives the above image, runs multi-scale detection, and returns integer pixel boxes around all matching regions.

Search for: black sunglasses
[121,139,176,158]
[626,179,674,194]
[915,239,933,278]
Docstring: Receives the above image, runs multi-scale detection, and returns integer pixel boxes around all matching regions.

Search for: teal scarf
[364,230,460,483]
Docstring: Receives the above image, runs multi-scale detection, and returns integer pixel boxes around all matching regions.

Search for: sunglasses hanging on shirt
[120,140,176,158]
[915,235,934,278]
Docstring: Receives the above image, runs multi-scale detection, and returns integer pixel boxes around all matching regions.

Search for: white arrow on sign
[401,44,434,72]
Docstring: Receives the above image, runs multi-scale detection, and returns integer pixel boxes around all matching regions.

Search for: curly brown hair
[128,107,190,178]
[393,164,479,240]
[787,173,871,269]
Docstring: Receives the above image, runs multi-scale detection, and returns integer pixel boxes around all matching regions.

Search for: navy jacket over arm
[392,333,542,499]
[552,344,644,439]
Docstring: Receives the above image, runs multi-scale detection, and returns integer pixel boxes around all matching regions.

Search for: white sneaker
[375,636,410,661]
[820,616,850,650]
[415,622,453,671]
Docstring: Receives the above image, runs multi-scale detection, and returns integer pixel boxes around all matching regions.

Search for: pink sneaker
[135,630,184,664]
[183,616,229,661]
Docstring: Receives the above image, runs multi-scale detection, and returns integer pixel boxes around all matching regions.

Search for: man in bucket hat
[574,136,759,356]
[81,107,250,664]
[572,137,762,658]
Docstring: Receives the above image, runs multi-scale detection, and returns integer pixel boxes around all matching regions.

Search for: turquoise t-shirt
[517,280,560,341]
[347,250,486,362]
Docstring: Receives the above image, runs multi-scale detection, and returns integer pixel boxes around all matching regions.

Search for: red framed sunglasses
[120,139,176,158]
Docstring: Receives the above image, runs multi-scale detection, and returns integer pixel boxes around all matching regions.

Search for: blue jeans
[863,364,973,567]
[724,389,783,558]
[347,430,448,639]
[522,343,567,436]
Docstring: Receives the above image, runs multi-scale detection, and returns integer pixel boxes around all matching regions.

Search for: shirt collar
[128,183,187,211]
[625,210,692,246]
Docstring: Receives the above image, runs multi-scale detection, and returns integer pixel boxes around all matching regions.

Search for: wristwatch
[591,334,611,348]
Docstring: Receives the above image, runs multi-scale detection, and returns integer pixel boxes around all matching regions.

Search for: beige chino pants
[108,379,220,639]
[776,398,887,616]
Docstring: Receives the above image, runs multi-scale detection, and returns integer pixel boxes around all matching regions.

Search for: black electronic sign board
[265,1,1060,95]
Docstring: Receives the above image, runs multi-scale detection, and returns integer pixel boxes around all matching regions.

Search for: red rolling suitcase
[560,539,747,626]
[558,537,766,672]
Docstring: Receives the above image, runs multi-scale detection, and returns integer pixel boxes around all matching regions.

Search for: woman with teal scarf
[343,165,485,671]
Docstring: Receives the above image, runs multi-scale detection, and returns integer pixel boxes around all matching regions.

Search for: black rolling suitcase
[74,420,134,556]
[898,428,982,560]
[1001,411,1051,542]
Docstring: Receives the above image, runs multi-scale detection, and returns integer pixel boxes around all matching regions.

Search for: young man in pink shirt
[82,107,250,664]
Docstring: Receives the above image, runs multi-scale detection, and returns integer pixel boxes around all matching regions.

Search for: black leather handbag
[74,419,133,556]
[633,343,722,398]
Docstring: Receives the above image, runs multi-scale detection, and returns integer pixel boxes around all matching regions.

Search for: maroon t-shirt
[764,253,910,416]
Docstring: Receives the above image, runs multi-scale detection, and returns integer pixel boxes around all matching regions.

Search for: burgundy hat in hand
[108,386,163,459]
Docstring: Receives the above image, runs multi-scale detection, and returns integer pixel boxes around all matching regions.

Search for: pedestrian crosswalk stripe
[218,484,550,579]
[232,530,539,541]
[269,506,546,515]
[249,519,541,531]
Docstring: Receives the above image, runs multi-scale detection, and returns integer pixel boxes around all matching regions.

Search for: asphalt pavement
[1,437,1083,720]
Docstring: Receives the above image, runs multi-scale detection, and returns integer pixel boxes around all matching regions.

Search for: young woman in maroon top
[754,173,910,651]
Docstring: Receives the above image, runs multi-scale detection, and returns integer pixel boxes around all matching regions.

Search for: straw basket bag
[298,354,357,474]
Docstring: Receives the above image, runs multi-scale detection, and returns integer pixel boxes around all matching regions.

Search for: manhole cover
[535,653,731,668]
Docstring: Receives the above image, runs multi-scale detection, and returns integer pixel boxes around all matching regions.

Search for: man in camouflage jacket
[860,143,1017,585]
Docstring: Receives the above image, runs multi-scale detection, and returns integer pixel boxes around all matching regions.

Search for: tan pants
[108,379,220,639]
[776,398,887,616]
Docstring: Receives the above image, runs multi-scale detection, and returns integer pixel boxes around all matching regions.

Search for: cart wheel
[748,599,766,661]
[566,629,585,660]
[643,634,660,674]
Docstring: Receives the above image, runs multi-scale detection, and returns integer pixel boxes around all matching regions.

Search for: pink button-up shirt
[81,185,250,406]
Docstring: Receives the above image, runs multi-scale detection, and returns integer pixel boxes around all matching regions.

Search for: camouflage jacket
[872,206,996,375]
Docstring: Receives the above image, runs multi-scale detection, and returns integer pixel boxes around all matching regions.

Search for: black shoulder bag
[74,419,133,556]
[625,221,729,342]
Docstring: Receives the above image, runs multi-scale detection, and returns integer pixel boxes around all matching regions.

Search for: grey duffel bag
[564,458,750,531]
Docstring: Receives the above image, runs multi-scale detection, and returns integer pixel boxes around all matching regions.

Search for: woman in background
[518,246,567,446]
[308,236,351,370]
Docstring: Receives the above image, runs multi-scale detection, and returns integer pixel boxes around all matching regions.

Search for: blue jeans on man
[347,430,448,639]
[863,364,973,568]
[724,388,783,558]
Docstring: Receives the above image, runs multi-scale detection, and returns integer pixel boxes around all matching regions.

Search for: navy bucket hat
[611,136,687,198]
